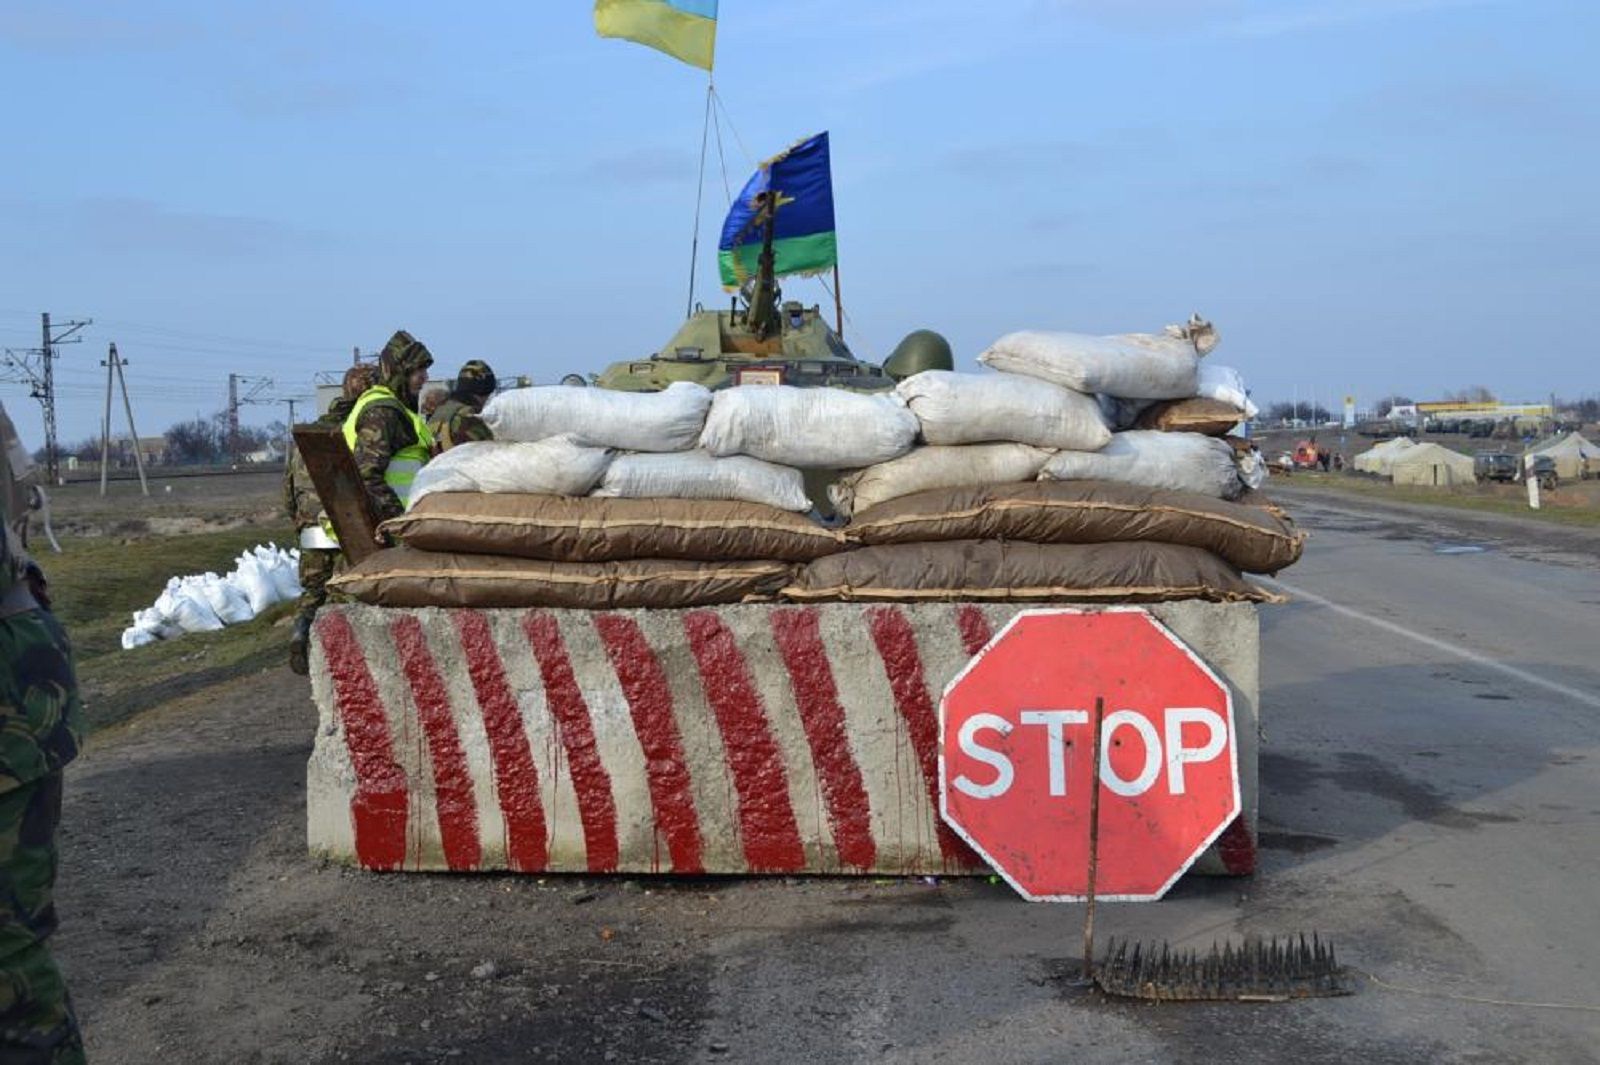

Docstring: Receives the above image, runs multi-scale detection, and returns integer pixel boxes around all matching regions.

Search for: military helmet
[455,359,497,397]
[883,329,955,381]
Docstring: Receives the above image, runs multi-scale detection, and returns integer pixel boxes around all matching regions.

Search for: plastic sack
[154,578,226,634]
[254,545,301,603]
[120,626,159,651]
[196,572,256,625]
[830,444,1053,519]
[699,386,919,468]
[1196,364,1259,419]
[233,554,282,615]
[482,381,711,452]
[409,437,614,505]
[1237,446,1269,491]
[979,315,1215,400]
[1041,431,1244,499]
[593,450,812,512]
[895,371,1110,450]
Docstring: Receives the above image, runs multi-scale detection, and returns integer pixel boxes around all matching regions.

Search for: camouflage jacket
[0,443,82,793]
[283,403,355,529]
[427,396,493,452]
[352,398,426,523]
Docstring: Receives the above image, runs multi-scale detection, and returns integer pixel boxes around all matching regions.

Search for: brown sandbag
[382,493,844,563]
[785,540,1282,604]
[1134,397,1248,436]
[330,546,794,610]
[844,481,1304,574]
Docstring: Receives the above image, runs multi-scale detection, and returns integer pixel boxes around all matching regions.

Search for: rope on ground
[1358,968,1600,1013]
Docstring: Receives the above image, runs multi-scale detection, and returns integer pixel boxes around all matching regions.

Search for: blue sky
[1,0,1594,444]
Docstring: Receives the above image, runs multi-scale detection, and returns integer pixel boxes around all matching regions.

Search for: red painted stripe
[866,606,982,870]
[956,605,993,658]
[390,616,482,871]
[523,613,620,873]
[594,615,705,875]
[683,611,806,873]
[454,611,548,872]
[770,609,877,870]
[318,612,409,871]
[1215,815,1257,875]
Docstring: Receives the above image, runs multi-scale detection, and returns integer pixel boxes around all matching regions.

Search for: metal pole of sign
[1082,695,1106,982]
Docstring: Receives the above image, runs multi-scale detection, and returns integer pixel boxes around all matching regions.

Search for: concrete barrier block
[309,601,1258,878]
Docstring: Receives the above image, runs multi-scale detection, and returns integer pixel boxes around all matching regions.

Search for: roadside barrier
[309,601,1259,878]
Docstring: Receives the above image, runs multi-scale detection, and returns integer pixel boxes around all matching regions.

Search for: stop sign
[939,608,1238,902]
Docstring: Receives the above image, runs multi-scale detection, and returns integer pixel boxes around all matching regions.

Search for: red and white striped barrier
[308,601,1259,878]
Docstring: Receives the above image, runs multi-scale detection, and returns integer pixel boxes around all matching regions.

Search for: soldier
[0,403,86,1064]
[343,331,435,527]
[283,364,375,675]
[427,360,497,451]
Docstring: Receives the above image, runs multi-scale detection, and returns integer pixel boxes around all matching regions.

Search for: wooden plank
[293,424,381,565]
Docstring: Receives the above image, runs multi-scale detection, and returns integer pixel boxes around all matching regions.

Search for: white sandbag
[482,381,711,452]
[978,315,1215,400]
[831,444,1053,518]
[1237,446,1269,491]
[1196,364,1259,419]
[699,386,919,468]
[255,545,301,602]
[1041,431,1243,499]
[409,437,614,505]
[196,572,255,625]
[155,579,226,634]
[120,626,159,651]
[895,371,1110,450]
[233,554,282,615]
[594,450,812,512]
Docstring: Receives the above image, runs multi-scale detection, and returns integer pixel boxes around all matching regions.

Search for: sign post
[940,608,1240,902]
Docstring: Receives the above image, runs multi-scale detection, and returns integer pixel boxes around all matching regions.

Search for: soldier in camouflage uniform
[0,403,86,1064]
[426,360,497,452]
[283,365,375,676]
[344,331,436,528]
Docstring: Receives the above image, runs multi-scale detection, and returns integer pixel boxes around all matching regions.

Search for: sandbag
[196,572,255,625]
[330,547,794,610]
[1041,431,1243,499]
[1097,395,1156,432]
[894,371,1110,450]
[699,386,918,468]
[1133,397,1247,437]
[154,579,226,634]
[844,481,1304,574]
[785,540,1279,604]
[977,316,1215,400]
[829,444,1052,519]
[594,450,811,512]
[482,381,711,451]
[384,494,845,563]
[1196,363,1259,419]
[409,437,613,506]
[231,555,282,615]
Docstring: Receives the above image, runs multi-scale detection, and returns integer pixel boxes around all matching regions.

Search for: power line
[1,312,92,484]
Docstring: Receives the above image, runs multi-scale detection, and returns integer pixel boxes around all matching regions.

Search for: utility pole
[225,373,274,463]
[353,346,361,366]
[1,312,90,485]
[99,343,150,497]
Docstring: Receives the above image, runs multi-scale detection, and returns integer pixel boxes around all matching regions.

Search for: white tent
[1352,437,1416,476]
[1391,442,1475,487]
[1523,432,1596,481]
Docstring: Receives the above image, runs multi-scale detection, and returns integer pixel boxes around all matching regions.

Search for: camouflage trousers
[296,548,344,626]
[0,773,84,1064]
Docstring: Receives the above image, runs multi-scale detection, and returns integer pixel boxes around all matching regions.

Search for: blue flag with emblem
[718,132,838,288]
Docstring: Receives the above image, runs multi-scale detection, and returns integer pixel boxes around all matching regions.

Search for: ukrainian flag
[595,0,718,72]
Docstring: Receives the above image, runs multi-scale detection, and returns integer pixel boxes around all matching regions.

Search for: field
[33,469,295,732]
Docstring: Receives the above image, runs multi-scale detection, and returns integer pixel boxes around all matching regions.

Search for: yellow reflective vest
[341,386,434,511]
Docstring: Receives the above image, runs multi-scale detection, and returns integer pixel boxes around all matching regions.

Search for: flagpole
[832,265,844,340]
[685,76,714,319]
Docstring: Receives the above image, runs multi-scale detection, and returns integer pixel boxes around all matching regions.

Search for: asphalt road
[54,491,1600,1064]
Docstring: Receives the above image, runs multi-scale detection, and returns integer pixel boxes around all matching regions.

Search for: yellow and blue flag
[719,132,837,287]
[594,0,718,72]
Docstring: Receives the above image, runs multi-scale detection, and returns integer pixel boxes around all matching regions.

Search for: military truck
[1473,451,1518,483]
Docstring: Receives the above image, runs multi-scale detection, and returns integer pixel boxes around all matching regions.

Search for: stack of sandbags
[784,482,1297,604]
[120,544,301,650]
[783,316,1294,605]
[334,383,862,609]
